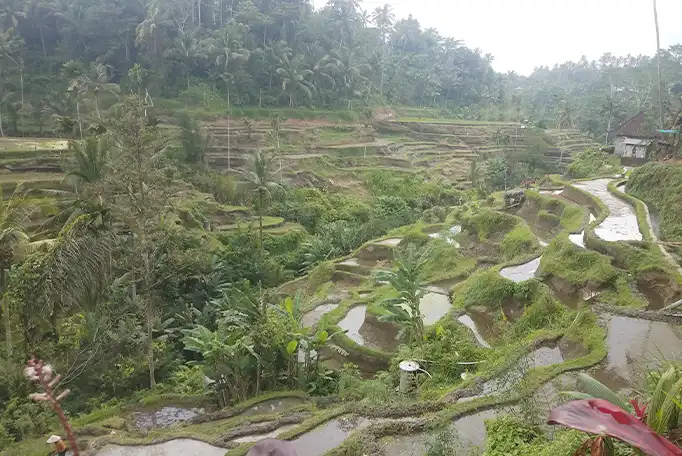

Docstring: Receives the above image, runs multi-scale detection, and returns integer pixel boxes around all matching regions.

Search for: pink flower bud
[56,389,71,401]
[29,393,48,402]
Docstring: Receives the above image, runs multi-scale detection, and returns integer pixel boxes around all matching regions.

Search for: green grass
[537,236,618,286]
[500,223,539,260]
[627,162,682,241]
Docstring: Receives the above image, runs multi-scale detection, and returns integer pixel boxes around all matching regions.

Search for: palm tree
[0,185,51,359]
[65,136,110,189]
[653,0,663,128]
[76,63,119,116]
[276,54,315,108]
[375,243,430,344]
[207,26,250,97]
[333,49,370,110]
[372,3,395,97]
[242,150,282,251]
[164,29,205,89]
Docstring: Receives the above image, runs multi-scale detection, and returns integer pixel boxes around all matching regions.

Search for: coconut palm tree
[0,185,52,358]
[372,4,394,98]
[207,25,250,95]
[76,63,119,116]
[65,136,110,189]
[164,29,206,89]
[653,0,663,128]
[276,54,315,107]
[375,243,430,344]
[333,49,370,110]
[242,150,282,251]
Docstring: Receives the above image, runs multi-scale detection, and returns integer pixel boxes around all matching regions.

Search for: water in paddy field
[338,305,368,345]
[499,257,541,282]
[591,316,682,393]
[419,292,452,325]
[231,424,298,443]
[237,397,305,417]
[457,314,492,348]
[569,231,585,248]
[293,416,371,456]
[381,408,511,456]
[573,179,642,242]
[96,439,227,456]
[337,305,399,351]
[374,238,402,247]
[133,407,203,430]
[302,303,339,328]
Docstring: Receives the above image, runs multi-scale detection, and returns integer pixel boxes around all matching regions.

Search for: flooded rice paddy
[96,439,226,456]
[574,179,642,242]
[238,397,304,417]
[591,316,682,392]
[133,407,203,430]
[499,257,541,282]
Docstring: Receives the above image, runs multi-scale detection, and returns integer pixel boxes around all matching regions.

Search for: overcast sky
[354,0,682,75]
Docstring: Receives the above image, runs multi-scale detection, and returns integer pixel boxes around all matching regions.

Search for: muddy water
[338,306,399,351]
[467,308,500,344]
[381,409,505,456]
[428,225,462,247]
[338,306,367,345]
[424,277,462,295]
[591,316,682,392]
[457,315,492,348]
[96,439,226,456]
[302,303,339,328]
[133,407,203,430]
[458,343,572,403]
[231,424,298,443]
[337,257,379,273]
[293,416,371,456]
[238,397,304,417]
[574,179,642,242]
[375,238,402,247]
[420,292,451,325]
[499,257,541,282]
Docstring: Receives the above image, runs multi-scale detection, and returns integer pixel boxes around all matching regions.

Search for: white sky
[355,0,682,75]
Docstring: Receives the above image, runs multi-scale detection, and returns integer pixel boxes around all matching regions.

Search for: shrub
[484,415,543,456]
[501,224,537,260]
[567,148,613,178]
[461,270,516,309]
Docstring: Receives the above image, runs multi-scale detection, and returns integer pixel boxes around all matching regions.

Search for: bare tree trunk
[227,90,231,170]
[19,60,24,135]
[76,101,83,139]
[0,66,4,137]
[1,269,10,363]
[654,0,664,128]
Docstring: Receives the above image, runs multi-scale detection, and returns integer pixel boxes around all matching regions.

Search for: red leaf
[630,398,648,420]
[548,399,682,455]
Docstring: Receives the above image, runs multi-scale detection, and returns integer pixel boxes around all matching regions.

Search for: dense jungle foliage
[0,0,682,138]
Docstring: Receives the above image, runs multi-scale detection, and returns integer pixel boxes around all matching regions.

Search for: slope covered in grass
[627,162,682,241]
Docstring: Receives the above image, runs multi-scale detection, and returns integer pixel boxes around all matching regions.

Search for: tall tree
[242,150,281,252]
[104,96,174,388]
[276,54,315,107]
[653,0,663,128]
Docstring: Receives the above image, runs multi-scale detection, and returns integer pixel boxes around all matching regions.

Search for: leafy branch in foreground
[548,399,682,456]
[25,358,80,456]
